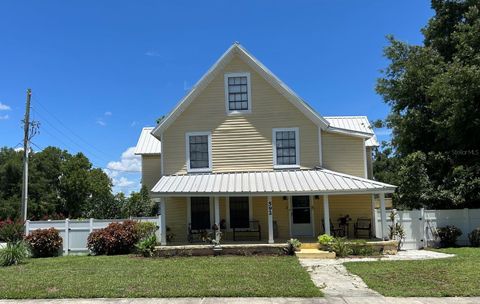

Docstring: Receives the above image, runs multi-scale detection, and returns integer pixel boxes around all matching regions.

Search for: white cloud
[104,111,112,116]
[107,147,141,172]
[145,50,161,57]
[0,114,9,120]
[96,119,106,126]
[0,102,10,111]
[104,147,142,194]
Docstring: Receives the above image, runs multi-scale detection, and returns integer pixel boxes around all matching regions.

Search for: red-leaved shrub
[87,220,139,255]
[25,228,63,257]
[0,219,24,242]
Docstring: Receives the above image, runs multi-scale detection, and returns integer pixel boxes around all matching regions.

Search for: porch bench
[233,220,261,241]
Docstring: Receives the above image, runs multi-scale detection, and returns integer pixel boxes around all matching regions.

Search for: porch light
[283,196,287,200]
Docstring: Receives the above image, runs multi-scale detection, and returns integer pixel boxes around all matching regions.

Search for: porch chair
[354,217,372,239]
[322,220,343,237]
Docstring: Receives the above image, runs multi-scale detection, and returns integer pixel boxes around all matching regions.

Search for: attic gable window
[224,72,251,114]
[186,132,212,172]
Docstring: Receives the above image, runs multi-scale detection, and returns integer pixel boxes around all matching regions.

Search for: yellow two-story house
[135,43,395,245]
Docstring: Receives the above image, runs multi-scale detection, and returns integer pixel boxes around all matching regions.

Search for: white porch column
[159,198,167,245]
[323,195,331,235]
[267,196,274,244]
[214,197,220,242]
[380,192,387,240]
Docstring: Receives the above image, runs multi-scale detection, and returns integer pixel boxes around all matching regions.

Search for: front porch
[152,169,396,246]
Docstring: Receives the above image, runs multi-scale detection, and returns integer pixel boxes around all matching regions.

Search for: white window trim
[224,72,252,115]
[272,127,300,169]
[185,131,212,173]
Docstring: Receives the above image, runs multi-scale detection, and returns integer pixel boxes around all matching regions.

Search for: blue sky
[0,1,433,194]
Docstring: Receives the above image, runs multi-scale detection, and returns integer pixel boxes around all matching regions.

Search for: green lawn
[0,255,321,299]
[345,248,480,297]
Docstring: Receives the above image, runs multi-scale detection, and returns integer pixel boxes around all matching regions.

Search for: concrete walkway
[299,249,456,300]
[1,297,480,304]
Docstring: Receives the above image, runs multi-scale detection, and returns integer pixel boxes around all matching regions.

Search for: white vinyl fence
[25,216,161,254]
[374,208,480,249]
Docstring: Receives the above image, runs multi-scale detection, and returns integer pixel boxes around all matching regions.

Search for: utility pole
[20,89,32,223]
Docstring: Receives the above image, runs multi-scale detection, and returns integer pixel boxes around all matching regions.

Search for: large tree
[0,147,115,219]
[375,0,480,209]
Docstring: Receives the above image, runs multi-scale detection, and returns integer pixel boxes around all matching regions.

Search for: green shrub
[0,219,24,242]
[317,234,333,245]
[24,228,63,258]
[284,238,302,255]
[468,228,480,247]
[0,242,29,266]
[135,234,157,257]
[135,222,157,240]
[87,220,139,255]
[437,225,462,247]
[350,241,376,256]
[331,237,352,258]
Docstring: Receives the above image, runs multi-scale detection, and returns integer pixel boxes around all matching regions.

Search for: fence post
[25,220,30,236]
[464,208,470,246]
[89,218,94,233]
[419,208,425,249]
[64,218,70,255]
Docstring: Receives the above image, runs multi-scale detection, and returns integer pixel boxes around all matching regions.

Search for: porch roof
[151,168,396,197]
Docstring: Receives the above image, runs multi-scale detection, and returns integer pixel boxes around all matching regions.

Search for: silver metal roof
[151,168,395,196]
[134,127,161,155]
[325,116,379,147]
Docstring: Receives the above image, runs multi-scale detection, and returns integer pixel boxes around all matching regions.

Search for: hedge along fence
[374,208,480,249]
[25,217,161,255]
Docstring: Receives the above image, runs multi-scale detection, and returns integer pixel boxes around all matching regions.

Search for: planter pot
[319,244,331,251]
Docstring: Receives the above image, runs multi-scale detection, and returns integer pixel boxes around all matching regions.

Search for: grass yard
[0,255,321,299]
[345,248,480,297]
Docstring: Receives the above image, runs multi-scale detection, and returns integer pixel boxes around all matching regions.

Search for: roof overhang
[151,43,330,139]
[150,168,396,198]
[134,127,162,155]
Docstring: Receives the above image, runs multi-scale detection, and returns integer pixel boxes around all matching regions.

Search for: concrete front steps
[295,243,336,259]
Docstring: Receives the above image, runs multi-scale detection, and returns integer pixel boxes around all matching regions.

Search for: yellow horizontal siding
[322,131,365,177]
[166,197,187,242]
[163,56,320,175]
[141,155,161,191]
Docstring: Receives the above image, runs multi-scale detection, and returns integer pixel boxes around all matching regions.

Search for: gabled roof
[152,43,330,138]
[325,116,379,147]
[151,168,395,196]
[134,127,161,155]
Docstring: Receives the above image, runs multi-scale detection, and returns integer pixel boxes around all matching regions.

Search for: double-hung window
[224,72,251,114]
[190,197,211,230]
[273,128,300,168]
[186,132,212,172]
[229,197,250,229]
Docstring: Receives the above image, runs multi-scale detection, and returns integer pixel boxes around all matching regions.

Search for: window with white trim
[273,128,300,168]
[224,72,251,114]
[186,132,212,172]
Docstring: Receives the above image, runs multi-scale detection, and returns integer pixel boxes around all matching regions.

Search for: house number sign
[268,201,272,215]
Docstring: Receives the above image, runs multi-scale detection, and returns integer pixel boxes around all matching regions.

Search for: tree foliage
[374,0,480,209]
[0,146,154,220]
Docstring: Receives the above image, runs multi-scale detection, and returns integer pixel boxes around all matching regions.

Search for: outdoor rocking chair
[354,217,372,239]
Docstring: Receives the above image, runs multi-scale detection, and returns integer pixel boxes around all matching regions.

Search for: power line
[30,141,140,173]
[32,97,118,160]
[31,107,112,164]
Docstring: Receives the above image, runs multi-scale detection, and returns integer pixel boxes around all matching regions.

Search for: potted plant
[317,234,334,251]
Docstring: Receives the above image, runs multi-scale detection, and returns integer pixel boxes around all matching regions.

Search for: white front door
[291,196,313,237]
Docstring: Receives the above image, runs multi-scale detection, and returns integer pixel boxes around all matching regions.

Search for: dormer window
[224,72,251,114]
